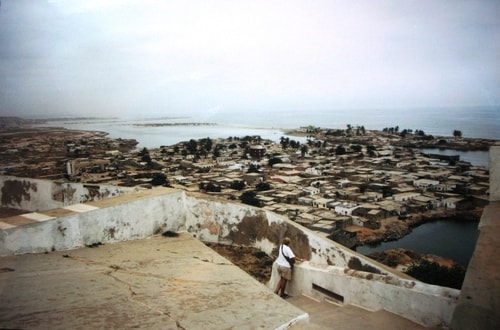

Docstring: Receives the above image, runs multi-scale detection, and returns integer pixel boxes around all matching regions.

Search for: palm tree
[300,144,309,158]
[280,136,290,150]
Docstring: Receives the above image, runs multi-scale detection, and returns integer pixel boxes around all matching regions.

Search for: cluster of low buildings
[0,125,491,245]
[143,129,489,244]
[0,128,138,180]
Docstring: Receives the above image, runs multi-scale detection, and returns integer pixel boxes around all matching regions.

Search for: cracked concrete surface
[0,233,307,329]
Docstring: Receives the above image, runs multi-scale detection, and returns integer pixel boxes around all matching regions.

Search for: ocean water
[38,106,498,153]
[208,106,500,140]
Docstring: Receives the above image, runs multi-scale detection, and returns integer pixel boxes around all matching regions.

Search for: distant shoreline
[1,116,497,153]
[133,122,218,127]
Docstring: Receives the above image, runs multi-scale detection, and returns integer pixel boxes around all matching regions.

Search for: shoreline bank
[352,208,481,248]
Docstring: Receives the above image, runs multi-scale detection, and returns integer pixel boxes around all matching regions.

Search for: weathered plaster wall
[183,193,402,275]
[490,145,500,201]
[0,190,185,255]
[273,263,459,328]
[0,176,134,212]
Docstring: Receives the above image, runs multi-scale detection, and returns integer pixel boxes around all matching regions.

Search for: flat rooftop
[0,233,307,329]
[0,232,429,329]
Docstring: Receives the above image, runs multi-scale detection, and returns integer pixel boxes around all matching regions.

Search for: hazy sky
[0,0,498,118]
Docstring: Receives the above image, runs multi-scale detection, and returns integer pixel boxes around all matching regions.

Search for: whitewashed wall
[270,262,459,328]
[0,190,185,255]
[183,193,400,274]
[0,175,134,212]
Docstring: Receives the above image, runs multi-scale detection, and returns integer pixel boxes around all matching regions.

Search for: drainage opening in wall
[312,283,344,304]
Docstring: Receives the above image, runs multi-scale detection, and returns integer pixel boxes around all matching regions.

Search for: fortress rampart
[0,176,463,327]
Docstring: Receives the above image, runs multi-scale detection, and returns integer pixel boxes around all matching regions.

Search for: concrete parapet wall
[450,145,500,329]
[461,202,500,329]
[451,201,500,329]
[0,175,134,212]
[183,193,404,275]
[275,263,459,328]
[490,145,500,201]
[0,188,186,255]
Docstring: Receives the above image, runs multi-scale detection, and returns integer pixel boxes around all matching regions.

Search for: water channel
[355,220,480,266]
[421,148,489,168]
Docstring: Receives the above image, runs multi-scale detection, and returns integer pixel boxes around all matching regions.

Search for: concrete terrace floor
[0,232,429,330]
[0,233,307,329]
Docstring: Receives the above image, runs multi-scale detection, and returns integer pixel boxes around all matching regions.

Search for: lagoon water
[356,220,480,266]
[39,118,289,149]
[421,148,490,168]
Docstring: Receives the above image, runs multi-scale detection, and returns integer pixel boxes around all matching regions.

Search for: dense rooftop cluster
[0,123,493,247]
[0,128,138,180]
[150,128,489,247]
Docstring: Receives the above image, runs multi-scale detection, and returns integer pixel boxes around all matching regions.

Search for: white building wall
[303,187,320,195]
[393,192,420,202]
[414,179,440,188]
[352,216,365,227]
[334,204,358,215]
